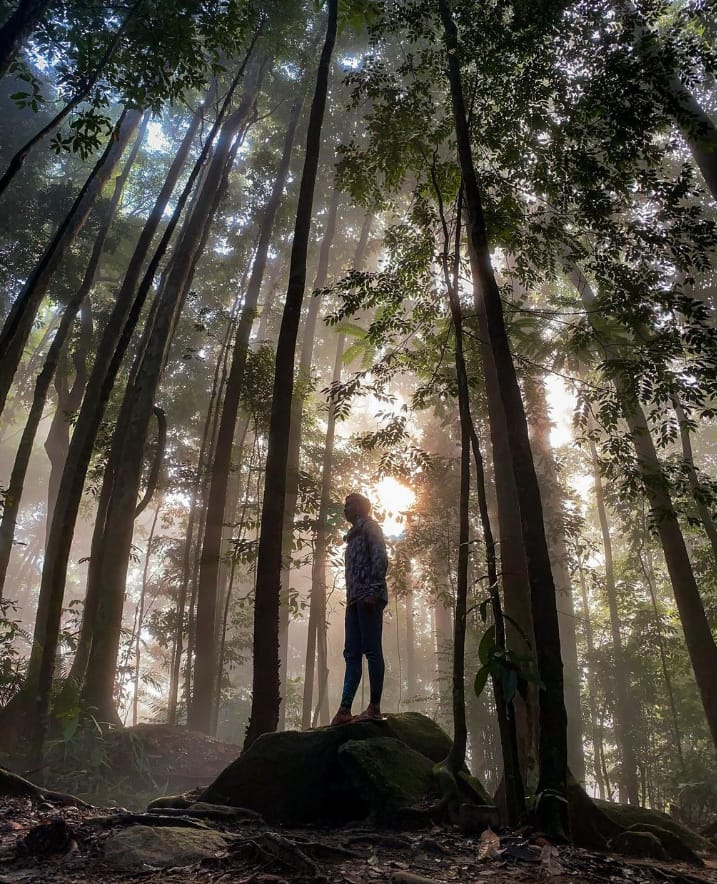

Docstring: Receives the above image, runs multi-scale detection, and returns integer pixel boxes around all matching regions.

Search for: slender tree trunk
[637,541,687,777]
[132,501,160,726]
[576,555,606,800]
[432,177,523,820]
[588,437,640,805]
[0,108,142,416]
[0,6,138,196]
[301,214,371,730]
[405,578,417,701]
[569,263,717,753]
[672,396,717,565]
[616,0,717,201]
[438,0,568,837]
[0,115,147,598]
[79,69,262,723]
[189,93,305,733]
[433,581,454,726]
[0,0,52,78]
[0,55,256,759]
[44,299,92,545]
[524,373,585,782]
[244,0,337,749]
[277,183,339,728]
[167,279,248,724]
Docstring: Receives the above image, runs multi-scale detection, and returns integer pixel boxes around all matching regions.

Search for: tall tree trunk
[576,554,606,800]
[405,577,417,701]
[0,6,137,197]
[79,69,262,724]
[0,114,146,598]
[132,501,160,726]
[277,183,339,728]
[438,0,568,837]
[672,396,717,565]
[44,298,92,545]
[0,108,142,416]
[189,92,305,733]
[167,275,249,725]
[524,373,585,783]
[0,55,256,759]
[637,541,687,777]
[588,436,640,805]
[0,0,52,78]
[432,176,523,820]
[244,0,337,749]
[301,214,371,730]
[568,263,717,753]
[616,0,717,201]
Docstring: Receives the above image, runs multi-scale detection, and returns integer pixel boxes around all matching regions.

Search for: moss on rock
[595,798,711,853]
[199,712,484,826]
[338,737,435,812]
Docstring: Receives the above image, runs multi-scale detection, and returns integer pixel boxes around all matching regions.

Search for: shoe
[330,709,354,726]
[355,707,386,722]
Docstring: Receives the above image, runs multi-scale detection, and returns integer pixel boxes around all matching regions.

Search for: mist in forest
[0,0,716,835]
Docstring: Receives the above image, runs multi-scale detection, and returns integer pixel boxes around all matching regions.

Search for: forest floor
[1,726,716,884]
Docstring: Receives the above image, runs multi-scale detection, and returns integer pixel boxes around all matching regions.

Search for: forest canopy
[0,0,716,836]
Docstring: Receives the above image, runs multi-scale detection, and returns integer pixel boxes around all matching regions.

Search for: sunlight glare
[370,477,416,537]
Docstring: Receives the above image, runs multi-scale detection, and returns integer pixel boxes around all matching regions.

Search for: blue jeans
[340,599,385,709]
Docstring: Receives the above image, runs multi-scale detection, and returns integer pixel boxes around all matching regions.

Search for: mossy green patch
[338,736,434,811]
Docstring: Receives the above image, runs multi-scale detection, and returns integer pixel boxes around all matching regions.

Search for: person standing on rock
[330,492,388,726]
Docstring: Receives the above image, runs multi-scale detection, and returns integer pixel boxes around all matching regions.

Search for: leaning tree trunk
[0,115,146,599]
[524,372,585,783]
[616,0,717,202]
[568,261,717,753]
[0,0,53,78]
[672,395,717,566]
[244,0,337,750]
[52,91,223,718]
[0,6,138,197]
[0,108,142,416]
[0,56,255,759]
[189,92,305,734]
[277,183,339,729]
[79,71,263,724]
[588,435,640,805]
[438,0,569,838]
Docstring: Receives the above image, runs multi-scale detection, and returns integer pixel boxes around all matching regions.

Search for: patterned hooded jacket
[344,517,388,606]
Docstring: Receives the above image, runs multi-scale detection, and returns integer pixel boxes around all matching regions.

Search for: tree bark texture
[244,0,337,749]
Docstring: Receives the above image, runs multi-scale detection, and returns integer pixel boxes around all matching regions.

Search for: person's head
[344,492,371,524]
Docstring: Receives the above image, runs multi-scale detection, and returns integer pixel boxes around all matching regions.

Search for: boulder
[338,737,435,813]
[103,824,229,869]
[200,713,478,825]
